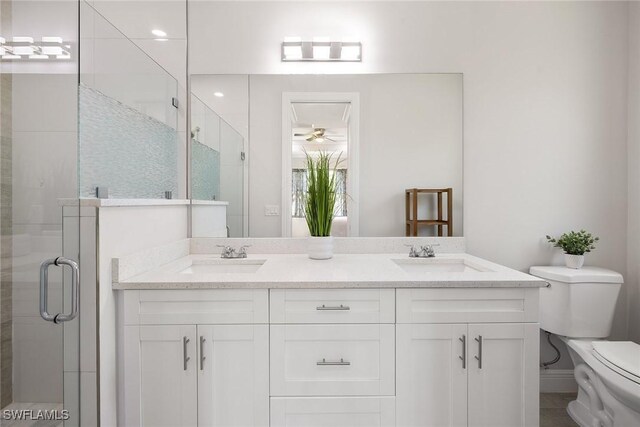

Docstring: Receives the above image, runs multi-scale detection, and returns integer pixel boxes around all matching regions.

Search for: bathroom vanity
[113,239,544,427]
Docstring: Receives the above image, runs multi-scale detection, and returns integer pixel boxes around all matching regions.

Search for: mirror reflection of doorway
[286,99,357,237]
[291,102,349,237]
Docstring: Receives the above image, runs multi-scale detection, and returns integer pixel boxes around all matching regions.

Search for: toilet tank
[529,266,623,339]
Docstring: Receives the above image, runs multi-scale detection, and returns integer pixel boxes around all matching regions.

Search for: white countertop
[113,253,546,290]
[58,198,190,207]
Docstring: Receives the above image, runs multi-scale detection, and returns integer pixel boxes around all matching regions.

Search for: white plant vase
[564,254,585,269]
[308,236,334,260]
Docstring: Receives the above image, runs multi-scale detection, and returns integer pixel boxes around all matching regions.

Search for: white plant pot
[308,236,334,260]
[564,254,585,269]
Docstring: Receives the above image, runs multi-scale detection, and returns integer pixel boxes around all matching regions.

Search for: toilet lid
[592,341,640,384]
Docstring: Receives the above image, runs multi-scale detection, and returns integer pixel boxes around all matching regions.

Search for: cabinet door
[197,325,269,427]
[467,323,539,427]
[396,324,468,427]
[124,325,198,427]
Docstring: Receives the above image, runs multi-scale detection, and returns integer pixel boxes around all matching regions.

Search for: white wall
[190,1,632,359]
[98,205,188,426]
[248,74,463,237]
[627,3,640,344]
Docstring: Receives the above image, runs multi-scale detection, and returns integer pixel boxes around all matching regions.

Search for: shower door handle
[39,257,79,324]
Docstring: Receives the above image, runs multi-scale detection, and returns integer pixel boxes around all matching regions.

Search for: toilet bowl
[562,338,640,427]
[530,266,640,427]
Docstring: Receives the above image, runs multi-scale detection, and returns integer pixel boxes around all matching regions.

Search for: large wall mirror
[190,73,463,238]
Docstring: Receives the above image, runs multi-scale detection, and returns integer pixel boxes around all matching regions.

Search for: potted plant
[546,230,599,269]
[304,151,340,259]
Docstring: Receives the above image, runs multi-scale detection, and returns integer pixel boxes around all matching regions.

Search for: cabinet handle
[317,358,350,366]
[459,335,466,369]
[316,304,350,311]
[199,336,206,371]
[474,335,483,369]
[183,336,191,371]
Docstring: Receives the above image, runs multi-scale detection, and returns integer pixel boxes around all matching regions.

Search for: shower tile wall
[192,140,220,200]
[79,84,178,199]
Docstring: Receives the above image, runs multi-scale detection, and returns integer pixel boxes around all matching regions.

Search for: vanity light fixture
[281,37,362,62]
[312,37,331,60]
[0,36,71,61]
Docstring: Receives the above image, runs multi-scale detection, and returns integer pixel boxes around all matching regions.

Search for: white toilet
[530,266,640,427]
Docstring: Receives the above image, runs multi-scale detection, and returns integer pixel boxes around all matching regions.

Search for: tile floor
[541,393,579,427]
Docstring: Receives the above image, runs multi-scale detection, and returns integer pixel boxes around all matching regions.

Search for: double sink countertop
[112,252,547,290]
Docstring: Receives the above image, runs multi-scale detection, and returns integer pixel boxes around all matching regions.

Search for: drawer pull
[317,358,351,366]
[316,304,350,311]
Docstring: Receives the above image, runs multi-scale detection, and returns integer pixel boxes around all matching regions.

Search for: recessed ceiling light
[214,92,224,98]
[151,29,167,37]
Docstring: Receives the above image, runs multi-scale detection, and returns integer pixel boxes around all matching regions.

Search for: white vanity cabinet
[119,287,540,427]
[396,289,540,427]
[121,290,270,427]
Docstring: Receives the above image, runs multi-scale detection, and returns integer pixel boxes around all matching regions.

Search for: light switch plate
[264,205,280,216]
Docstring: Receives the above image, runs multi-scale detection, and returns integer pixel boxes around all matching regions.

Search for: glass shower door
[0,0,82,425]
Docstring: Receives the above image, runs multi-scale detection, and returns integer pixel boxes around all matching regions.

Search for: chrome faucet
[217,245,251,259]
[406,244,439,258]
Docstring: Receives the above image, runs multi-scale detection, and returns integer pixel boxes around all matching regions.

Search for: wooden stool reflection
[405,188,453,237]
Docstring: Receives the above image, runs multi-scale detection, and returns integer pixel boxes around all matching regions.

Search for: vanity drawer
[270,289,395,323]
[396,288,539,324]
[270,397,395,427]
[122,289,269,325]
[270,324,395,396]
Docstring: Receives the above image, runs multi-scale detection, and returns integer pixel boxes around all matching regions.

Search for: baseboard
[540,368,578,393]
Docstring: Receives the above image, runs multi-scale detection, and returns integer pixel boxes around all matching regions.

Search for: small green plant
[546,230,599,255]
[304,151,341,237]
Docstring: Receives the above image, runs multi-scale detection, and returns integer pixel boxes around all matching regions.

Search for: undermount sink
[392,258,490,273]
[179,259,266,274]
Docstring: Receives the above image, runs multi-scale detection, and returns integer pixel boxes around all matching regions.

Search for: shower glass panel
[79,1,180,200]
[191,94,221,201]
[219,120,244,237]
[0,0,82,424]
[190,92,245,237]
